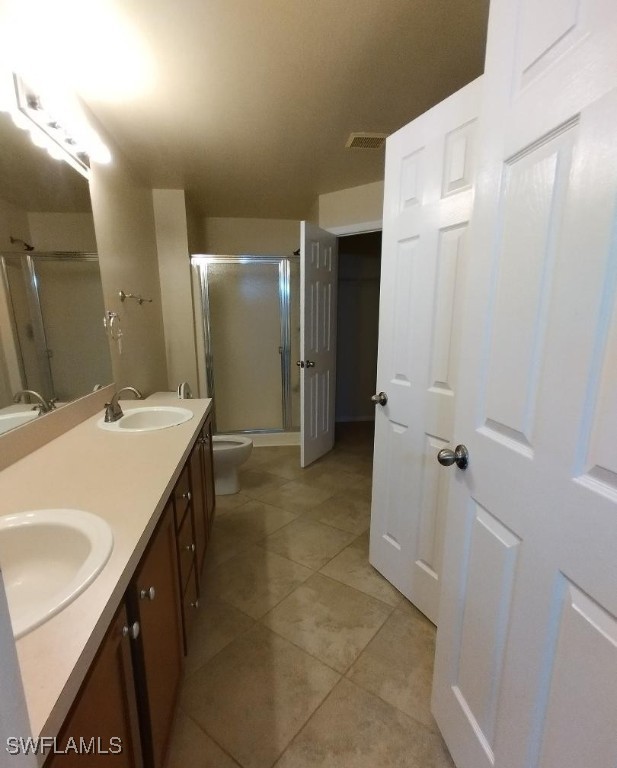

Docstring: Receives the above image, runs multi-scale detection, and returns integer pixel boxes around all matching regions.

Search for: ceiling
[84,1,489,219]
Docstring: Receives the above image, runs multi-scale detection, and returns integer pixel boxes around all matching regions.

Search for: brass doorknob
[437,445,469,470]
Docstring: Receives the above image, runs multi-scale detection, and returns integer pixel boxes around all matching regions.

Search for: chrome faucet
[177,381,193,399]
[13,390,55,414]
[104,386,144,423]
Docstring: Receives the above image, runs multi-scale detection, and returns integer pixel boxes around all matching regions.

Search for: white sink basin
[97,406,193,433]
[0,509,113,639]
[0,410,38,435]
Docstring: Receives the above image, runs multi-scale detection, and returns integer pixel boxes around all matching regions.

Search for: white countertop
[0,395,212,741]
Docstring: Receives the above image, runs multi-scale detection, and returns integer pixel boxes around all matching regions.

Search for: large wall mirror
[0,109,112,436]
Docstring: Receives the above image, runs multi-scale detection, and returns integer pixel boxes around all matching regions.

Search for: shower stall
[192,255,300,435]
[0,252,111,404]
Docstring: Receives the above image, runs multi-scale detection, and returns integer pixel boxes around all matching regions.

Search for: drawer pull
[182,491,192,502]
[139,586,156,601]
[122,622,140,641]
[190,600,200,609]
[184,543,196,553]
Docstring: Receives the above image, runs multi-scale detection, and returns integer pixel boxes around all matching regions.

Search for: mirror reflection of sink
[0,410,38,435]
[97,406,193,433]
[0,509,113,639]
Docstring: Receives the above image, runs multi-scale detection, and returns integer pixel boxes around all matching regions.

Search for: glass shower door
[206,260,284,432]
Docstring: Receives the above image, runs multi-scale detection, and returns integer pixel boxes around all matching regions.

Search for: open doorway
[334,231,382,450]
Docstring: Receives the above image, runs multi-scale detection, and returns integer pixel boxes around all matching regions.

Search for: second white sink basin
[0,509,113,639]
[0,410,38,435]
[98,406,193,433]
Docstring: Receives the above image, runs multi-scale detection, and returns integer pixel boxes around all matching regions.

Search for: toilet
[212,435,253,495]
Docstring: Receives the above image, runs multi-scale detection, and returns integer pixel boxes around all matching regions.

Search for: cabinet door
[46,603,142,767]
[189,437,207,577]
[130,501,183,768]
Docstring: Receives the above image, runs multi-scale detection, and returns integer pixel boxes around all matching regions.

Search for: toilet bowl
[212,435,253,495]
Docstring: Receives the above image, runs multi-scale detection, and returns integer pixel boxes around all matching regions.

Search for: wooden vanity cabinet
[45,603,143,767]
[188,413,216,579]
[126,500,184,768]
[46,410,215,768]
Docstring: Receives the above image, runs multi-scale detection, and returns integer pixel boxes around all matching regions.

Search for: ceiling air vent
[345,132,388,150]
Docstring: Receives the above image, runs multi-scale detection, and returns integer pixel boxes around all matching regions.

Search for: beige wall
[202,217,300,256]
[27,212,97,252]
[318,180,384,234]
[89,144,168,395]
[0,196,30,250]
[153,189,199,393]
[185,197,205,254]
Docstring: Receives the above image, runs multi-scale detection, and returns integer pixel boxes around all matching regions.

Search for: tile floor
[167,424,455,768]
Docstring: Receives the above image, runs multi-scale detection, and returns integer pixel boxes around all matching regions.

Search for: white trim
[324,219,383,236]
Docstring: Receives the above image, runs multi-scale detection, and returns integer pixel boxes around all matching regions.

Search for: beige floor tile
[303,492,371,535]
[203,528,254,573]
[320,538,401,607]
[215,492,252,514]
[260,518,357,570]
[205,545,313,619]
[315,450,373,478]
[238,469,292,500]
[296,465,367,494]
[181,624,340,768]
[274,678,454,768]
[259,481,335,514]
[346,600,437,729]
[184,597,256,677]
[257,451,305,482]
[348,476,373,501]
[167,710,241,768]
[262,573,392,673]
[213,499,298,543]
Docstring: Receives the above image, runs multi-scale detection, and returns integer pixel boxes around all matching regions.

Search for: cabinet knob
[122,621,140,640]
[139,586,156,601]
[182,491,192,502]
[190,599,200,609]
[185,543,196,553]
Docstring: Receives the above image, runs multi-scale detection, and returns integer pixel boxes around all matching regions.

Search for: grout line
[270,677,351,766]
[180,709,244,767]
[182,616,258,680]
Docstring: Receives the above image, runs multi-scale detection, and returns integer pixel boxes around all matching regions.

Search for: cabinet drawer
[173,465,191,529]
[176,507,196,592]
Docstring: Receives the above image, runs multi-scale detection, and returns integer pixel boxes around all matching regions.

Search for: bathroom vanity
[0,394,215,768]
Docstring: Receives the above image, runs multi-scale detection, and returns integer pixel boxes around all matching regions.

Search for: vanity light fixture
[12,74,110,178]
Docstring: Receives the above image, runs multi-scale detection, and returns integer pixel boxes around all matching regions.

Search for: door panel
[370,78,481,623]
[300,222,338,467]
[432,1,617,766]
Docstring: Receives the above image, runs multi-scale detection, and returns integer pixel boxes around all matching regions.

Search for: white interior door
[300,221,338,467]
[432,1,617,767]
[369,79,481,624]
